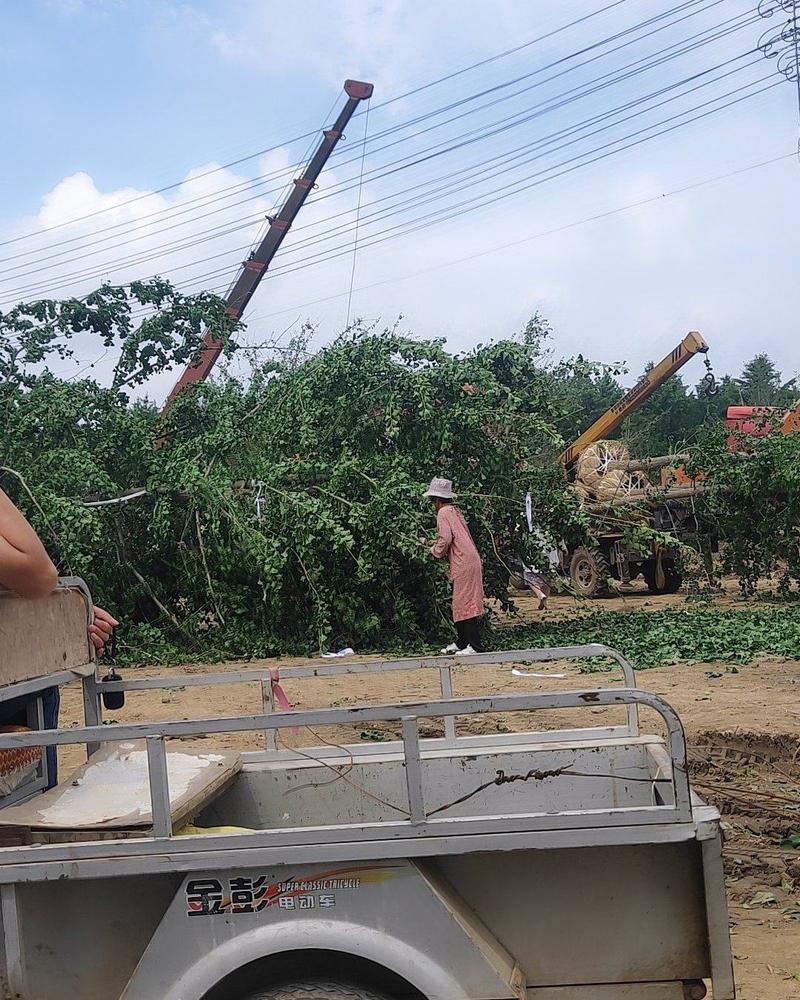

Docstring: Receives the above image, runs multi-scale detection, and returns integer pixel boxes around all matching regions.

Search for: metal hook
[701,357,719,397]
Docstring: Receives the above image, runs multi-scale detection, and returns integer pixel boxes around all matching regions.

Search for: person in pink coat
[425,477,485,654]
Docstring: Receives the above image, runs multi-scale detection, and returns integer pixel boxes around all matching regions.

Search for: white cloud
[2,0,799,399]
[38,172,151,228]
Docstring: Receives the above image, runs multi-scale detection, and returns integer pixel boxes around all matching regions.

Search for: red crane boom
[161,79,373,416]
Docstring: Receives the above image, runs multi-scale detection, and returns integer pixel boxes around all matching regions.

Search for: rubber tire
[508,570,526,591]
[642,559,682,595]
[568,546,610,598]
[244,983,391,1000]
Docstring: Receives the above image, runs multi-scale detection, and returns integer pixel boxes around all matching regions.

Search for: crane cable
[345,98,371,328]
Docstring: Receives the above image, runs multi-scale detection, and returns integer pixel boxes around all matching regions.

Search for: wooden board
[0,587,91,686]
[0,740,241,832]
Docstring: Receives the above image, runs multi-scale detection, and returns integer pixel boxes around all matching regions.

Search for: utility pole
[161,79,373,416]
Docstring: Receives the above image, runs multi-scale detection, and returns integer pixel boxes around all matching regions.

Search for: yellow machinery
[554,331,713,597]
[559,331,711,469]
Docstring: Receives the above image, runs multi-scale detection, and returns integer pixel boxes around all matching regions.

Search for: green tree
[622,369,704,455]
[0,296,592,659]
[736,354,798,407]
[692,427,800,595]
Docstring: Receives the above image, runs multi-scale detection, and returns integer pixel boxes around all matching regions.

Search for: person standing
[425,477,485,654]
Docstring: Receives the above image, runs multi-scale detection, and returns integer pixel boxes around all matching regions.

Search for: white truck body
[0,581,734,1000]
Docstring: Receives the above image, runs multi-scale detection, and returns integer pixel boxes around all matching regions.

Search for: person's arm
[0,487,58,598]
[431,508,454,559]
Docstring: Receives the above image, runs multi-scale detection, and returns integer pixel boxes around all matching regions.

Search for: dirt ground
[57,585,800,999]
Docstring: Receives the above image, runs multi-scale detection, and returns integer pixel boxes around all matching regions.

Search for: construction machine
[558,331,713,469]
[665,398,800,486]
[555,332,715,598]
[725,399,800,445]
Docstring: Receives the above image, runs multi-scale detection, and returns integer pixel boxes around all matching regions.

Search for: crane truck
[555,332,715,598]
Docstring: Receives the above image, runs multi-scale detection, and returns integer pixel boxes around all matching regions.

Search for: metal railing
[0,687,690,842]
[99,643,642,747]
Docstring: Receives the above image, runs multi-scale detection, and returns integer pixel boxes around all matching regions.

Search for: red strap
[269,668,300,735]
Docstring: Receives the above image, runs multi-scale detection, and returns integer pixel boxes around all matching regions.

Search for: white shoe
[440,642,458,654]
[455,645,477,656]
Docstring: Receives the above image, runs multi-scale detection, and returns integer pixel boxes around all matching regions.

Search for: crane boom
[161,79,374,416]
[559,330,709,468]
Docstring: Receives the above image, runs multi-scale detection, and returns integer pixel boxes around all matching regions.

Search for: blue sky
[1,0,798,401]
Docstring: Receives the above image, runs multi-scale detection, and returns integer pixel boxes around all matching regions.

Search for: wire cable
[0,55,768,303]
[259,76,781,285]
[0,0,634,249]
[345,99,370,327]
[0,0,743,271]
[240,150,796,327]
[126,74,786,311]
[0,23,761,298]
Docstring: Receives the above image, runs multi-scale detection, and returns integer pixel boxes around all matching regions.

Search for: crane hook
[701,356,719,397]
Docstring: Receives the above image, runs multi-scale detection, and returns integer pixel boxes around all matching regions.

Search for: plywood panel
[0,587,90,686]
[0,741,241,831]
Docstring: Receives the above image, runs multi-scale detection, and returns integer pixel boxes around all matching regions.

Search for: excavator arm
[559,330,710,469]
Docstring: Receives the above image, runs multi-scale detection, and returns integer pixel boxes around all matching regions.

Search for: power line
[0,0,725,272]
[250,76,783,285]
[0,0,742,279]
[0,137,319,251]
[238,150,796,328]
[361,0,631,115]
[0,0,634,249]
[271,49,763,261]
[127,141,796,325]
[0,13,759,298]
[6,72,774,309]
[346,0,718,148]
[123,72,785,309]
[0,52,768,303]
[186,49,761,282]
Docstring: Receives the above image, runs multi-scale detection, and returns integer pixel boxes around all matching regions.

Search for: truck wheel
[245,983,391,1000]
[643,559,682,594]
[568,547,610,598]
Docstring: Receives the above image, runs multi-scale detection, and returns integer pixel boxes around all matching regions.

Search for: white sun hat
[424,477,455,499]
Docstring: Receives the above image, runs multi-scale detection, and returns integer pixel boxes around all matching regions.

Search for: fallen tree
[3,282,798,660]
[0,287,592,657]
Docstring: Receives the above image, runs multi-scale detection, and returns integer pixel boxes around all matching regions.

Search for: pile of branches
[0,283,588,659]
[3,280,797,660]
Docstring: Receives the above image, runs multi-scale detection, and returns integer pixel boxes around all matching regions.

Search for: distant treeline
[556,351,800,456]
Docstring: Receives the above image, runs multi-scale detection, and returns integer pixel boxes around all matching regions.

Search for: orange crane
[726,399,800,445]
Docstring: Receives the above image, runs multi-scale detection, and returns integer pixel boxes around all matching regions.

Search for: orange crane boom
[559,330,710,469]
